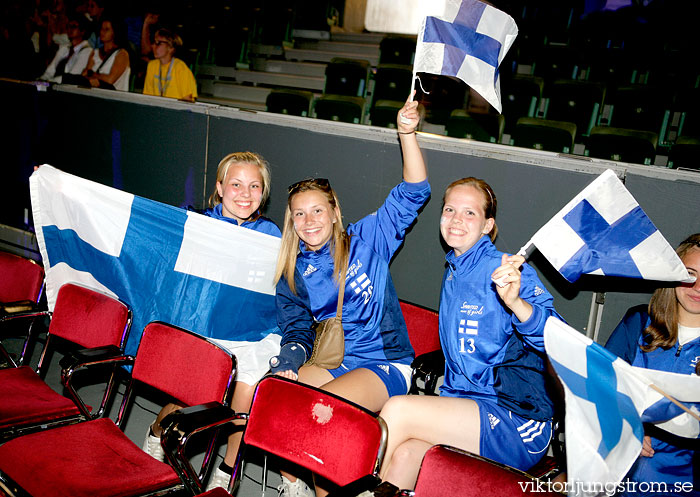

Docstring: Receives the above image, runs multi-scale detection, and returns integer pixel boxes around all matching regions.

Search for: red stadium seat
[0,251,45,366]
[405,444,563,497]
[231,376,388,495]
[400,300,443,395]
[0,283,131,441]
[0,321,237,497]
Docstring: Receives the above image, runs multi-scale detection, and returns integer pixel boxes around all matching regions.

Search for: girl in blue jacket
[379,177,562,490]
[142,152,282,491]
[606,233,700,494]
[269,95,429,497]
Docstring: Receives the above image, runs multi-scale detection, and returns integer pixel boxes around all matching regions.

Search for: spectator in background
[40,11,92,83]
[140,9,160,62]
[84,0,106,48]
[122,0,163,91]
[142,27,196,101]
[80,15,130,90]
[44,0,69,51]
[0,0,43,80]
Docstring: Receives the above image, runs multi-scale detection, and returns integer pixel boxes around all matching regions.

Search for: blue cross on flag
[413,0,518,112]
[544,317,700,494]
[29,165,281,358]
[526,169,693,284]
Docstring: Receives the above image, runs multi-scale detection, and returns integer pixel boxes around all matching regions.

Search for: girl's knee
[392,439,429,469]
[380,395,412,419]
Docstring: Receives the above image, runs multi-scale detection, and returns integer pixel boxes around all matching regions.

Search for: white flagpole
[516,240,534,258]
[409,72,417,101]
[400,73,418,125]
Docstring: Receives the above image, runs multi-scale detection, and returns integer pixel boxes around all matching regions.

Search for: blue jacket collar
[446,235,494,275]
[298,239,331,261]
[209,204,260,227]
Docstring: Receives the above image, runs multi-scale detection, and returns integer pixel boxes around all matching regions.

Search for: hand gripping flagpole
[491,240,534,288]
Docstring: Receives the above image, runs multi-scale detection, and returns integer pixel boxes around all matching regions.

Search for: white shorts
[212,332,281,386]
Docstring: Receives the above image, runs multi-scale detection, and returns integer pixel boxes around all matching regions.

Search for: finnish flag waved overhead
[544,317,700,495]
[527,169,693,284]
[30,165,281,357]
[413,0,518,112]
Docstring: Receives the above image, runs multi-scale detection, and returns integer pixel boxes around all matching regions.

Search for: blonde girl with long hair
[269,94,429,497]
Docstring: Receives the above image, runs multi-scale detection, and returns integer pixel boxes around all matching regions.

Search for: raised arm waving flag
[412,0,518,112]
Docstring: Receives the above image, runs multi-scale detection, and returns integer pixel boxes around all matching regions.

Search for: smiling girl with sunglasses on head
[269,93,429,497]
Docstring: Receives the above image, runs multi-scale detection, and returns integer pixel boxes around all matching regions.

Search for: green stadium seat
[446,110,505,143]
[371,64,413,111]
[370,100,404,128]
[501,75,544,134]
[266,89,314,117]
[379,35,417,65]
[511,117,577,153]
[669,135,700,170]
[544,79,605,138]
[587,126,658,165]
[313,94,366,124]
[324,58,371,98]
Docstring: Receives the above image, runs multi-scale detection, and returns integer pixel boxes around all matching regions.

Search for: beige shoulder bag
[305,269,346,369]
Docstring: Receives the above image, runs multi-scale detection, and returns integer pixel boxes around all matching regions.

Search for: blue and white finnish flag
[544,317,700,495]
[526,169,693,284]
[29,166,281,378]
[413,0,518,112]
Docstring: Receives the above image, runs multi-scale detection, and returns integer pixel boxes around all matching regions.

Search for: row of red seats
[0,251,560,496]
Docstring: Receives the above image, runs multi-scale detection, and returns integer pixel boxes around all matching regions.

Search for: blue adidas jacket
[439,235,561,421]
[606,306,699,490]
[276,180,431,364]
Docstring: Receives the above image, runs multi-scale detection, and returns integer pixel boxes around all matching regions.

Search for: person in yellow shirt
[143,28,197,102]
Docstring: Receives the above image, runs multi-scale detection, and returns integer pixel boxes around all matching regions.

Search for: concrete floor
[0,327,286,497]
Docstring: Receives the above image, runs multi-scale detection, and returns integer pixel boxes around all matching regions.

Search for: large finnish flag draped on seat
[544,317,700,495]
[526,169,693,284]
[413,0,518,112]
[30,165,280,357]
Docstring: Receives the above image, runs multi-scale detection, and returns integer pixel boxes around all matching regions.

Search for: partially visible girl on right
[605,233,700,493]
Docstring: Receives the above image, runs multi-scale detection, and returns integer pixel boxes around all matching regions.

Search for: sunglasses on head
[287,178,331,194]
[681,236,700,248]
